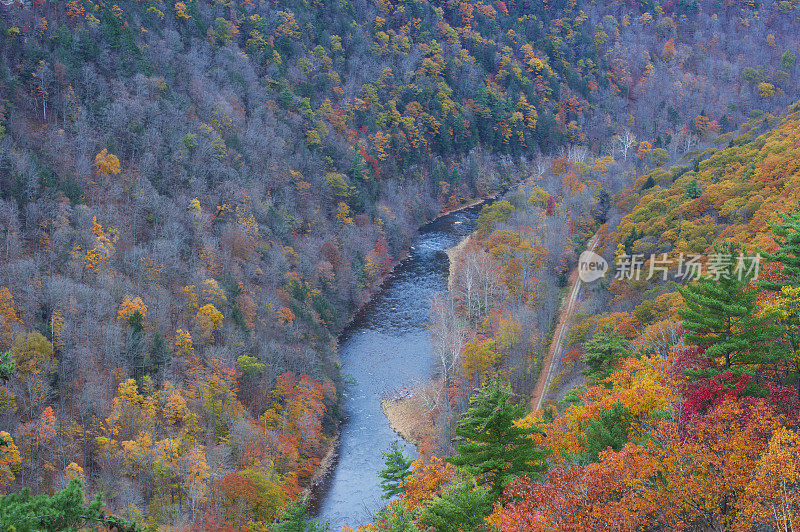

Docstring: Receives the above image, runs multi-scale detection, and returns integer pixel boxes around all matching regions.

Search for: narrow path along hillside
[532,234,600,411]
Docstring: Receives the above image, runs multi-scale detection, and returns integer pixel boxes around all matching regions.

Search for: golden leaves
[174,1,190,20]
[0,431,22,492]
[196,304,223,343]
[336,202,354,226]
[117,295,147,323]
[173,329,194,358]
[94,149,121,179]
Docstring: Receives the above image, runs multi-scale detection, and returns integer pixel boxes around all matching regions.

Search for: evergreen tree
[447,375,550,499]
[0,479,144,532]
[678,242,782,373]
[0,351,13,381]
[686,179,703,199]
[581,328,630,385]
[271,497,329,532]
[759,205,800,392]
[419,481,493,532]
[146,332,168,379]
[376,504,421,532]
[378,440,413,499]
[125,310,146,378]
[581,402,632,463]
[759,204,800,290]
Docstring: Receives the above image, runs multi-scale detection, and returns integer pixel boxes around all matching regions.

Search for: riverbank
[381,231,473,451]
[309,435,338,489]
[445,234,471,290]
[438,193,495,217]
[381,384,438,451]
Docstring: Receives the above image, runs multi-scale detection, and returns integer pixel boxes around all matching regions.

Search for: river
[311,203,485,529]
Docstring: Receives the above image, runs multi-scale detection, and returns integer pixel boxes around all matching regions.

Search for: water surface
[312,204,484,528]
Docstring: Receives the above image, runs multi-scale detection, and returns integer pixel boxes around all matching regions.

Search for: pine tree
[447,375,550,499]
[581,328,630,385]
[378,504,422,531]
[686,179,703,199]
[0,351,13,381]
[378,440,413,499]
[419,481,493,532]
[0,479,144,532]
[760,204,800,290]
[678,242,782,373]
[146,332,168,378]
[270,497,329,532]
[582,402,632,463]
[758,205,800,392]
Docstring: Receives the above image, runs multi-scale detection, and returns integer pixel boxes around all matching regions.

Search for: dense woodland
[0,0,799,528]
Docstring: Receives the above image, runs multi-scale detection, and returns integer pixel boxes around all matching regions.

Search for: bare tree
[430,294,468,393]
[612,129,637,161]
[534,158,548,179]
[34,60,54,122]
[564,145,589,164]
[453,244,499,323]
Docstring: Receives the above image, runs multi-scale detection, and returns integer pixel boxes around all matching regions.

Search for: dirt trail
[531,233,600,411]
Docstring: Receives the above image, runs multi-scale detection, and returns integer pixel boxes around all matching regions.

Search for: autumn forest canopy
[0,0,799,529]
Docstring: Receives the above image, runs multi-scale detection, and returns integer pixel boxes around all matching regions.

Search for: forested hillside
[0,0,799,528]
[361,104,800,530]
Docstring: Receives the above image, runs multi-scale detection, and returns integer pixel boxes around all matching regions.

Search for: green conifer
[759,204,800,290]
[679,241,781,373]
[581,328,630,385]
[378,440,413,499]
[447,375,550,499]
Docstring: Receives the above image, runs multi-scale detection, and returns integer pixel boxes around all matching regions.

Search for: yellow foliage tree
[594,155,615,174]
[12,331,56,419]
[201,278,227,307]
[159,381,189,427]
[196,304,223,343]
[337,202,354,226]
[174,1,190,19]
[637,140,652,160]
[117,295,147,323]
[0,287,20,346]
[462,337,498,379]
[277,306,295,326]
[183,285,199,311]
[85,217,115,273]
[182,446,211,517]
[174,329,194,358]
[50,309,64,351]
[401,456,455,511]
[0,431,22,492]
[64,462,84,483]
[120,431,154,478]
[108,378,157,441]
[95,149,121,179]
[739,426,800,530]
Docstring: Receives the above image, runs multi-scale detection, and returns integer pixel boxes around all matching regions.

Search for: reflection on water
[312,204,484,529]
